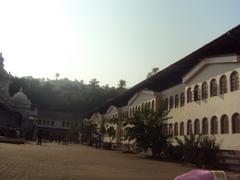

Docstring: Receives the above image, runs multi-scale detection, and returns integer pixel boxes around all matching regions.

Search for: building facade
[35,110,81,139]
[161,54,240,150]
[87,25,240,150]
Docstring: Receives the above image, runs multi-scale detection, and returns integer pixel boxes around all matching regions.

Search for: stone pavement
[0,142,195,180]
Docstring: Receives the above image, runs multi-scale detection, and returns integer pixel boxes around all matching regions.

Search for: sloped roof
[128,89,158,106]
[106,105,118,114]
[87,24,240,117]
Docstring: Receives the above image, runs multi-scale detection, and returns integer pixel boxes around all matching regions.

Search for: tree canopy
[147,67,159,78]
[9,76,127,114]
[124,108,171,157]
[118,80,126,89]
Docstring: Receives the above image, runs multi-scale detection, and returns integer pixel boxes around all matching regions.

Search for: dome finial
[0,52,4,68]
[19,87,23,92]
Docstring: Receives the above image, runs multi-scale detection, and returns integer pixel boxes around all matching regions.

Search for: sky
[0,0,239,87]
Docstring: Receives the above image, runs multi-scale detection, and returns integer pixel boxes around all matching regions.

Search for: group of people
[36,128,70,145]
[0,127,23,138]
[0,126,72,146]
[57,136,69,145]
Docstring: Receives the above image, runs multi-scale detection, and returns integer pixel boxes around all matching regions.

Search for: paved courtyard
[0,142,195,180]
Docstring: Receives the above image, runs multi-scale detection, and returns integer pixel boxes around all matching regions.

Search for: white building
[88,25,240,150]
[128,89,160,117]
[35,110,81,139]
[90,112,104,129]
[161,54,240,150]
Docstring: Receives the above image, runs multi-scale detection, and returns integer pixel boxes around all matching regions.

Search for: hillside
[9,76,126,115]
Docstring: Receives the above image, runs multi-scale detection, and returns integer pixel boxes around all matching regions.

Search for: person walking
[94,132,98,148]
[37,128,43,145]
[57,136,61,144]
[97,132,102,148]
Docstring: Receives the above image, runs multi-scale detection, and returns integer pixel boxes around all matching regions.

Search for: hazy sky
[0,0,239,87]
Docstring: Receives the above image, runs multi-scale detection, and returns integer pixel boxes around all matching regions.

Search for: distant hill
[9,76,127,115]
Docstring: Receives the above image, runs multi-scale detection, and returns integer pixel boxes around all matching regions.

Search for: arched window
[221,115,229,134]
[210,79,217,97]
[138,106,140,112]
[169,123,173,135]
[174,122,178,136]
[175,94,179,108]
[194,119,200,135]
[202,82,208,99]
[220,75,228,94]
[147,102,151,109]
[180,122,184,136]
[194,85,200,101]
[202,117,208,135]
[164,98,168,110]
[230,71,239,91]
[151,100,155,111]
[145,103,148,109]
[211,116,218,134]
[232,113,240,133]
[187,87,192,103]
[180,92,185,106]
[187,120,192,135]
[169,96,174,109]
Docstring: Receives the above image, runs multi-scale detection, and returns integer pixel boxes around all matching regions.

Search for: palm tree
[55,73,60,80]
[146,67,159,78]
[118,80,126,89]
[175,135,220,166]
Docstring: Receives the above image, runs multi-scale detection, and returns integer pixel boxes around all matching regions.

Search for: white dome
[12,89,31,108]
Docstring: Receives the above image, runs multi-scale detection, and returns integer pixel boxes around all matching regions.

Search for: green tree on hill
[147,67,159,78]
[9,76,127,114]
[118,80,126,89]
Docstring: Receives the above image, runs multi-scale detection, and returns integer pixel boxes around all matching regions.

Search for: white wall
[128,90,158,115]
[37,119,79,130]
[163,58,240,150]
[99,55,240,150]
